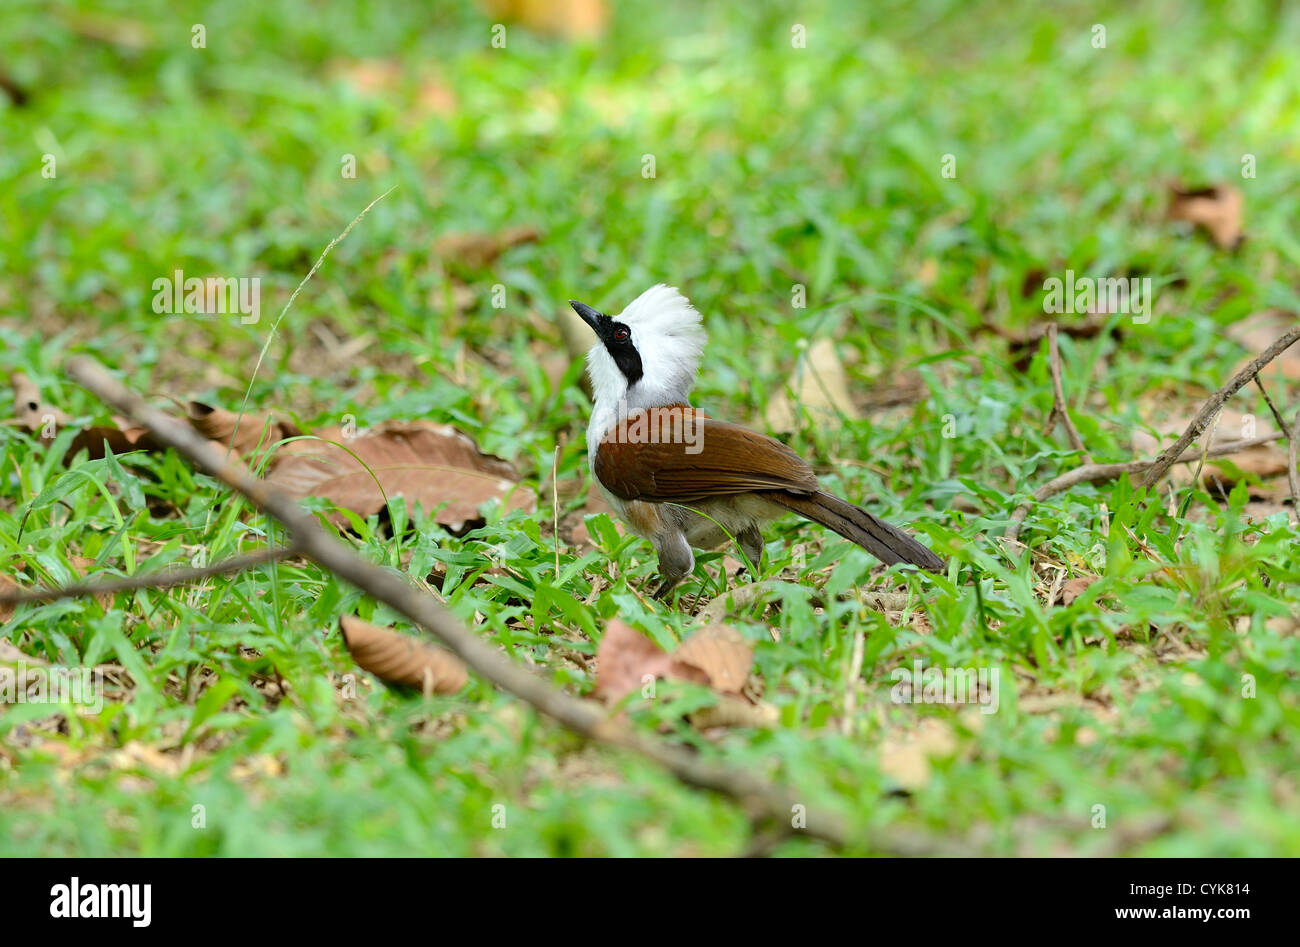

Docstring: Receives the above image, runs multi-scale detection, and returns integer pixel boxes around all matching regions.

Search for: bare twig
[1003,433,1285,541]
[0,546,297,605]
[1138,327,1300,488]
[1043,324,1092,461]
[1252,376,1290,439]
[1005,327,1300,544]
[1290,409,1300,512]
[64,355,962,856]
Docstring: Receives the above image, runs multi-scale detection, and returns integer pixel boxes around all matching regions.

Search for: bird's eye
[613,327,629,342]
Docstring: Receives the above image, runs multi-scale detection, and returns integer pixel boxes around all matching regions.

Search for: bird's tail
[772,491,944,572]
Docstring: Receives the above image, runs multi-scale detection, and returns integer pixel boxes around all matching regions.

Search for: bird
[569,284,945,599]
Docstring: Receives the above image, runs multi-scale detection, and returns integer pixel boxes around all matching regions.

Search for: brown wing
[594,406,818,503]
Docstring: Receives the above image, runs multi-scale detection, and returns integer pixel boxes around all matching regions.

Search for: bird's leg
[652,575,680,600]
[737,526,763,581]
[652,530,694,602]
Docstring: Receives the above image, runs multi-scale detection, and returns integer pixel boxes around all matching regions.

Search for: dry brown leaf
[434,226,541,269]
[1227,310,1300,382]
[109,742,181,776]
[1169,183,1244,250]
[330,60,458,117]
[0,576,20,623]
[66,555,114,610]
[0,557,114,613]
[186,401,302,457]
[338,615,467,695]
[592,620,684,703]
[1239,477,1296,521]
[10,374,164,458]
[1059,576,1099,606]
[879,739,930,790]
[333,58,401,95]
[61,12,154,48]
[67,423,162,460]
[765,337,861,433]
[914,258,939,288]
[671,624,753,695]
[0,639,44,664]
[266,420,535,531]
[689,696,779,729]
[559,479,612,549]
[1133,408,1287,487]
[879,718,957,791]
[11,372,71,439]
[593,620,760,724]
[478,0,608,39]
[0,71,29,107]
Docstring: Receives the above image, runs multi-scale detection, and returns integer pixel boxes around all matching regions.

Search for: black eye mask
[569,301,644,386]
[601,320,643,385]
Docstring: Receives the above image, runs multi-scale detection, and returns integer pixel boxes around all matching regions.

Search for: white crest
[585,284,707,447]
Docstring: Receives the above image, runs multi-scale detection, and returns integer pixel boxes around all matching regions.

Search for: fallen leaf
[338,615,467,695]
[593,620,759,723]
[478,0,608,39]
[330,60,458,117]
[186,401,302,458]
[559,479,611,549]
[10,372,71,442]
[1169,183,1244,250]
[879,739,930,790]
[267,420,536,531]
[0,639,44,664]
[0,71,29,107]
[671,624,753,695]
[67,423,161,460]
[592,620,684,703]
[1227,310,1300,382]
[764,337,861,433]
[109,742,181,776]
[332,58,401,95]
[60,11,154,48]
[1238,476,1296,520]
[879,718,957,791]
[1133,409,1287,487]
[1059,576,1098,606]
[689,697,779,729]
[0,576,20,623]
[67,555,114,610]
[434,226,540,269]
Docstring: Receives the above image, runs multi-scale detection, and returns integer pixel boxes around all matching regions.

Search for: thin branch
[1252,376,1290,439]
[64,355,961,856]
[1290,408,1300,513]
[1138,327,1300,488]
[0,547,297,605]
[1004,432,1285,541]
[1042,324,1092,461]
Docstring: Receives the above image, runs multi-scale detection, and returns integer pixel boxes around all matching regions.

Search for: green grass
[1,0,1299,856]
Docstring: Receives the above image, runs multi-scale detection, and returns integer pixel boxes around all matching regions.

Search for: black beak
[569,300,605,333]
